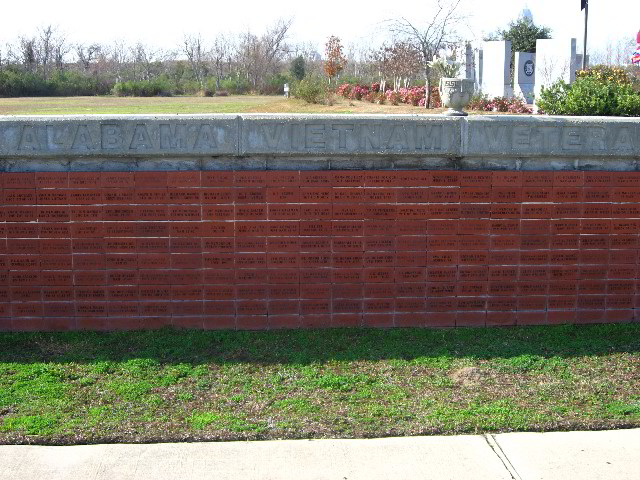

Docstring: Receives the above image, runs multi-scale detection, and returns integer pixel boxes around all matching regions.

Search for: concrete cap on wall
[1,114,639,159]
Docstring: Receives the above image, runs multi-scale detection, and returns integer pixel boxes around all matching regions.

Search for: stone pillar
[514,52,535,104]
[481,41,511,98]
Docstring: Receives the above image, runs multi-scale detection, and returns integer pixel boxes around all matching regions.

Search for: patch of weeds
[191,365,210,377]
[225,415,267,433]
[87,406,109,425]
[411,355,455,370]
[231,394,246,403]
[2,414,60,435]
[91,361,114,374]
[190,412,221,430]
[146,394,164,406]
[77,376,96,387]
[272,398,314,414]
[106,380,153,400]
[605,399,640,417]
[119,358,159,376]
[195,379,213,391]
[177,392,194,402]
[0,364,67,407]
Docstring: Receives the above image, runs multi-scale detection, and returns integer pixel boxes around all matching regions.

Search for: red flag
[633,31,640,64]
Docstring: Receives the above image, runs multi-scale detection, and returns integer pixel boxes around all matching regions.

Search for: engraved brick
[234,237,265,252]
[522,171,554,187]
[458,266,488,281]
[584,171,612,186]
[234,171,267,187]
[428,203,460,219]
[3,189,36,205]
[267,187,300,203]
[457,251,487,265]
[268,204,300,220]
[364,267,393,283]
[331,268,363,283]
[11,286,41,302]
[167,171,200,187]
[517,282,548,295]
[364,235,395,250]
[554,171,584,187]
[4,172,35,188]
[300,187,332,203]
[394,283,426,297]
[100,172,134,188]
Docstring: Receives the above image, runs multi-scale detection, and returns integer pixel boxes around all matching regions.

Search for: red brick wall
[1,169,639,331]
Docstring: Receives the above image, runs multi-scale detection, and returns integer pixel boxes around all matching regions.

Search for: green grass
[0,325,638,444]
[0,95,455,116]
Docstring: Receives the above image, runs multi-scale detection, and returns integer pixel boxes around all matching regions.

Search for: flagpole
[582,1,588,70]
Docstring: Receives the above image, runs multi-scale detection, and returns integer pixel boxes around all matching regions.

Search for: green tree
[290,56,306,81]
[499,17,551,54]
[487,17,552,85]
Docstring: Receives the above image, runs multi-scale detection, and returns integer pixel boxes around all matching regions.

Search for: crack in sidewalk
[483,434,522,480]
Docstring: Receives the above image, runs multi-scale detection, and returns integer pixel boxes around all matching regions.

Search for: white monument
[534,38,577,103]
[514,52,535,103]
[474,49,483,93]
[481,41,512,98]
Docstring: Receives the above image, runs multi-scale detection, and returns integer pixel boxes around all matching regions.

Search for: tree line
[3,1,627,99]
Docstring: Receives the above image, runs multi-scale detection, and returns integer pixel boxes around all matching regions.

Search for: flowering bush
[334,82,441,108]
[385,90,402,105]
[577,65,630,86]
[468,94,532,114]
[337,83,351,97]
[348,84,370,100]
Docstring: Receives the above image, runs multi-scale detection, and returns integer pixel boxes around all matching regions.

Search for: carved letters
[1,116,639,157]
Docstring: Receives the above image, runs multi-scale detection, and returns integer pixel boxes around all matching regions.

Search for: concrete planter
[439,78,474,116]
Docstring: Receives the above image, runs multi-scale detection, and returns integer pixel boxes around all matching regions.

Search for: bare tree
[130,43,163,81]
[389,0,465,105]
[19,36,37,72]
[183,34,207,88]
[261,18,292,76]
[76,43,102,71]
[386,41,422,89]
[211,34,231,88]
[109,40,128,83]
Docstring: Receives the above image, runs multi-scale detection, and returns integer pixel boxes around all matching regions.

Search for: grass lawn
[0,325,638,445]
[0,95,448,115]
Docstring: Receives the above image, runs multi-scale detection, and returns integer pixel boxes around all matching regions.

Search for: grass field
[0,95,447,115]
[0,325,638,445]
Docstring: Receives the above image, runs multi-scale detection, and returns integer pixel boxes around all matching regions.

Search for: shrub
[112,77,173,97]
[577,65,630,86]
[337,83,351,97]
[537,76,640,116]
[261,73,291,95]
[220,77,251,94]
[0,68,109,97]
[293,74,328,104]
[468,93,532,113]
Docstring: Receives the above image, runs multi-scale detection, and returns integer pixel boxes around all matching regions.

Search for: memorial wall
[0,114,639,331]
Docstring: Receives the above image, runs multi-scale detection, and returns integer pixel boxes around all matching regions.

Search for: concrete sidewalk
[1,429,638,480]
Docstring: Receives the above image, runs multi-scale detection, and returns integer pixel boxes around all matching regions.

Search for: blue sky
[0,0,635,59]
